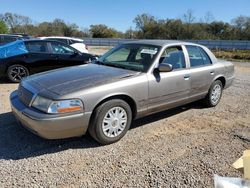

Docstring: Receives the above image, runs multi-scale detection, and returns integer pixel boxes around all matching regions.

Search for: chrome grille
[18,85,34,106]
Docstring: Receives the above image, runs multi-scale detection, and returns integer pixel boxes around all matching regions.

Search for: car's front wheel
[88,99,132,145]
[7,64,29,83]
[204,80,223,107]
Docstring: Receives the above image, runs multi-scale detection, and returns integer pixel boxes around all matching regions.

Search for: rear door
[147,45,191,113]
[185,45,215,98]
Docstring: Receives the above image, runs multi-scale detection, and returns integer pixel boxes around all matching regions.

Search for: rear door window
[198,47,212,65]
[26,41,49,53]
[186,45,212,67]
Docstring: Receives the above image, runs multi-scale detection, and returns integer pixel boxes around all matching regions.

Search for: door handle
[184,75,190,80]
[51,55,59,58]
[210,71,215,75]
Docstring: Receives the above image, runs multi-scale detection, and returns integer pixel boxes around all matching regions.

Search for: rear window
[69,39,83,44]
[0,40,28,59]
[0,36,19,45]
[55,38,69,44]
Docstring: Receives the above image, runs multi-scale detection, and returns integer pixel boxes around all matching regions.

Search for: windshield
[97,44,160,72]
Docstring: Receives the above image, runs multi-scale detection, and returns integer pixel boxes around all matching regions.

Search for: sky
[0,0,250,31]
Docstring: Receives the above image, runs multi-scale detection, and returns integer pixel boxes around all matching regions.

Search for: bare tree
[0,12,32,33]
[183,9,195,24]
[204,11,215,23]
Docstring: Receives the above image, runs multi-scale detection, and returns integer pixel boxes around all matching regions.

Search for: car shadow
[0,101,205,160]
[131,101,204,129]
[0,77,13,84]
[0,112,100,160]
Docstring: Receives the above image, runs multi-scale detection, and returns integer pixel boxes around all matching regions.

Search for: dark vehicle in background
[0,34,32,46]
[0,39,97,82]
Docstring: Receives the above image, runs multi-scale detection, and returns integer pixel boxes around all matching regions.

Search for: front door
[147,45,191,113]
[49,41,86,68]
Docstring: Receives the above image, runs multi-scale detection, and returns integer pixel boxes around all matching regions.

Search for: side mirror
[72,51,81,56]
[158,63,173,72]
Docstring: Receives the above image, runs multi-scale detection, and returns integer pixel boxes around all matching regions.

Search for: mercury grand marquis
[10,40,234,144]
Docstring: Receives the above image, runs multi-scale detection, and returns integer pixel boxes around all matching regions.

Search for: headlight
[32,96,83,114]
[32,96,52,112]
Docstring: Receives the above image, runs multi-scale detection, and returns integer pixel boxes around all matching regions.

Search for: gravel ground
[0,51,250,187]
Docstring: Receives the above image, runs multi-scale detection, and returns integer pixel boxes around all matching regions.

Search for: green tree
[133,14,157,38]
[90,24,120,38]
[0,20,8,33]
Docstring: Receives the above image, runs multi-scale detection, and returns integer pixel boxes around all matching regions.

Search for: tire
[88,99,132,145]
[204,80,223,107]
[7,64,29,83]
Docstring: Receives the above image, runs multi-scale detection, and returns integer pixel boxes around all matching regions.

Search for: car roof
[123,39,199,47]
[0,34,24,37]
[23,39,67,43]
[40,36,83,42]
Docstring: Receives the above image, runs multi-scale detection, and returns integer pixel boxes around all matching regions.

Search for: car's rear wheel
[88,99,132,145]
[7,64,29,83]
[204,80,223,107]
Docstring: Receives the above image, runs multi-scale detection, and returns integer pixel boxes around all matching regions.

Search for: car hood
[25,64,138,95]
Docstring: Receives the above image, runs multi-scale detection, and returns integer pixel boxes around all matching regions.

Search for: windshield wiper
[105,63,127,70]
[95,60,131,70]
[94,60,105,65]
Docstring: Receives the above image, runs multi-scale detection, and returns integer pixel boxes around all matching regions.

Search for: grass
[212,49,250,62]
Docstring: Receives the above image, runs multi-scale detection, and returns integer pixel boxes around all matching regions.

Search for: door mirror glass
[158,63,173,72]
[71,51,79,56]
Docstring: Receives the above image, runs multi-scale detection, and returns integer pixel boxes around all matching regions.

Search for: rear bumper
[225,75,235,89]
[10,91,91,139]
[0,63,6,77]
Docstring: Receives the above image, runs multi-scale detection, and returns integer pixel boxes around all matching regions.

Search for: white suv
[39,36,89,53]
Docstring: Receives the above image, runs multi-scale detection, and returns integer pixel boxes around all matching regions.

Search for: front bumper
[10,91,91,139]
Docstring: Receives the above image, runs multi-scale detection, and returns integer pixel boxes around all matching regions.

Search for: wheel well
[5,63,29,73]
[92,95,137,119]
[215,76,226,88]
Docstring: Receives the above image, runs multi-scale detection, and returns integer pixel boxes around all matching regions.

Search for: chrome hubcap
[211,84,221,104]
[10,66,27,81]
[102,107,127,138]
